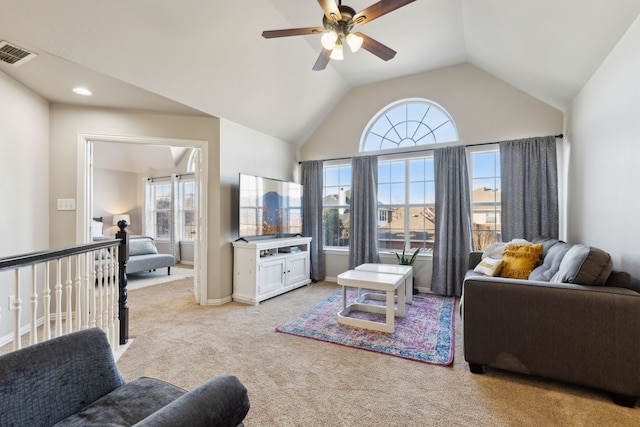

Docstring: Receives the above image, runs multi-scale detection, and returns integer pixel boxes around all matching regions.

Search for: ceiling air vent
[0,41,37,66]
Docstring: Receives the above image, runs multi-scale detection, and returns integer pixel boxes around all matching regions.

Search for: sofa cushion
[529,241,572,282]
[53,377,186,426]
[499,243,543,279]
[551,244,613,286]
[474,257,503,276]
[482,242,507,260]
[130,238,159,256]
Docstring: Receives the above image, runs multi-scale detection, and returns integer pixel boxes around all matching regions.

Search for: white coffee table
[354,263,414,305]
[336,269,405,333]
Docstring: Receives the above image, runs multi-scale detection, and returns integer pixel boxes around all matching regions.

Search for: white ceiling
[1,0,640,147]
[92,142,191,174]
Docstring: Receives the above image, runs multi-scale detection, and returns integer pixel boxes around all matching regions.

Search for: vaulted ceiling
[1,0,640,145]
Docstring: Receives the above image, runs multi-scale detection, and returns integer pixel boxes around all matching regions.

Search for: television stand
[232,236,312,305]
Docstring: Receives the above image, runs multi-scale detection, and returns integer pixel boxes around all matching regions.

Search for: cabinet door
[258,257,286,294]
[286,253,309,286]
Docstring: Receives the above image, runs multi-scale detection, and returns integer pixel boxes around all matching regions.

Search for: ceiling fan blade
[313,48,332,71]
[352,0,416,26]
[317,0,342,22]
[262,27,323,39]
[357,32,396,61]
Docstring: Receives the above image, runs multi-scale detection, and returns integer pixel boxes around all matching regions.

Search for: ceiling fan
[262,0,416,71]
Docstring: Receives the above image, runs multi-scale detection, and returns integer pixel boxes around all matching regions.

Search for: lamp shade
[112,214,131,226]
[321,31,338,50]
[330,41,344,60]
[346,33,363,52]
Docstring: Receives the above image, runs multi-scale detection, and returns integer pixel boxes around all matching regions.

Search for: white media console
[232,236,312,305]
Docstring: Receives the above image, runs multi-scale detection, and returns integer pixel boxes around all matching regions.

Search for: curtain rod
[298,134,564,164]
[147,173,195,181]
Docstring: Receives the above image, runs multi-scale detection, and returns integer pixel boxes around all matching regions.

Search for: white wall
[219,119,299,299]
[565,15,640,278]
[48,105,224,300]
[302,63,563,160]
[0,72,49,339]
[301,63,563,287]
[93,168,140,236]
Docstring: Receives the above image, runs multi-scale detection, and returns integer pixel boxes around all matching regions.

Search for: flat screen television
[238,173,303,239]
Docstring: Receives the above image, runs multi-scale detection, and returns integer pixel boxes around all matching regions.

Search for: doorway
[76,133,209,305]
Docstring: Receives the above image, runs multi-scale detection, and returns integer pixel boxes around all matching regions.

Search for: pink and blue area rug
[276,290,456,365]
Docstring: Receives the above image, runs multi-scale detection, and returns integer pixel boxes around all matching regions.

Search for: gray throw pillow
[550,244,613,286]
[129,239,159,256]
[529,242,571,282]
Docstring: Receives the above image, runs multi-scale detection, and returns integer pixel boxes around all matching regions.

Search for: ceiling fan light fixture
[330,41,344,60]
[346,33,363,52]
[321,30,338,50]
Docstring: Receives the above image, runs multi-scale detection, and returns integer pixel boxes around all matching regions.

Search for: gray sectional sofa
[0,328,250,426]
[461,237,640,407]
[126,236,176,275]
[95,236,176,276]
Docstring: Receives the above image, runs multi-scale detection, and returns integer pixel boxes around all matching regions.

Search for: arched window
[360,99,458,152]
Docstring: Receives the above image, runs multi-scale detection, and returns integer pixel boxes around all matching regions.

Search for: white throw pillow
[91,220,104,238]
[474,257,503,277]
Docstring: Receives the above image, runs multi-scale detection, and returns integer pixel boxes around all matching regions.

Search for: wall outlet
[8,295,15,310]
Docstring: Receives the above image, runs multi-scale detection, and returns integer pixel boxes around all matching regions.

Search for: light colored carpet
[116,279,638,426]
[126,266,194,290]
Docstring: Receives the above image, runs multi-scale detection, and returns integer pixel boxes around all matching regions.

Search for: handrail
[0,240,121,272]
[1,223,131,349]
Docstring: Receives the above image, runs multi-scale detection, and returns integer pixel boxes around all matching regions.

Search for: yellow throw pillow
[474,257,503,276]
[500,243,543,279]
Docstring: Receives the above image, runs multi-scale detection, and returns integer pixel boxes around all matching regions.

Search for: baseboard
[206,295,233,306]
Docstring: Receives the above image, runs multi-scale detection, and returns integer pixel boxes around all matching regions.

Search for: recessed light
[73,87,92,96]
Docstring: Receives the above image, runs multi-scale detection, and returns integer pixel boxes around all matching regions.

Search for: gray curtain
[349,155,380,269]
[500,136,559,241]
[431,146,472,297]
[301,160,325,282]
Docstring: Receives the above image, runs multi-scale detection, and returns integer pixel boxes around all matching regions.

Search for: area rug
[127,267,194,290]
[276,290,456,365]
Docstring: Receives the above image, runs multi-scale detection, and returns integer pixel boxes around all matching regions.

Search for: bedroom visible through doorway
[77,134,209,305]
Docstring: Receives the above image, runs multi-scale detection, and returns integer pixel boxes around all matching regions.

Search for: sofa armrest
[134,375,250,427]
[468,251,483,270]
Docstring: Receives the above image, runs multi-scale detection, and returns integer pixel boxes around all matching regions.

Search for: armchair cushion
[53,377,186,426]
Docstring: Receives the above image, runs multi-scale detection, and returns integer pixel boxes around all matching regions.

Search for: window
[377,157,436,252]
[178,179,197,241]
[148,181,172,240]
[470,148,501,250]
[322,164,351,247]
[322,98,468,253]
[361,99,458,152]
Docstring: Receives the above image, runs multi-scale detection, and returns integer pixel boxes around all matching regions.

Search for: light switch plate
[57,198,76,211]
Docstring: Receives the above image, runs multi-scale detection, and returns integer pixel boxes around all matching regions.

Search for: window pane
[471,150,501,251]
[409,182,425,204]
[323,207,349,246]
[155,211,170,239]
[361,100,458,153]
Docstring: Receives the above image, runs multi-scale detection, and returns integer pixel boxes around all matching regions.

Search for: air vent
[0,41,37,66]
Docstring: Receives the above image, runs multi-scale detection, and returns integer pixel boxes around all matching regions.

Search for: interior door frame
[76,133,209,305]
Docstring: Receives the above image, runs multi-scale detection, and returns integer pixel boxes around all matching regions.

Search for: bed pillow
[91,220,104,238]
[473,257,503,277]
[550,244,613,286]
[499,243,543,280]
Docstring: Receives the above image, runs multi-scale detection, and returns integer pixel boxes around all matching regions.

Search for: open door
[77,133,209,305]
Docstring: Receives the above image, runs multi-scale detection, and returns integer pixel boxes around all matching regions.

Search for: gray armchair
[0,328,250,426]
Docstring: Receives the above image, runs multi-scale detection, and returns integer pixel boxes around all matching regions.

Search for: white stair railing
[0,236,129,354]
